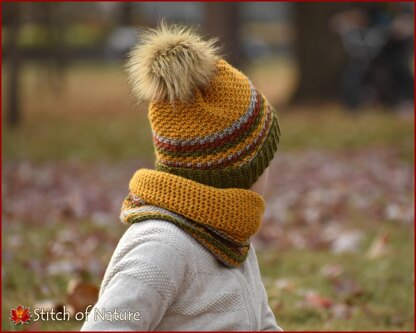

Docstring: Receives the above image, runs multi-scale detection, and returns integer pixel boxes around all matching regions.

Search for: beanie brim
[156,108,281,189]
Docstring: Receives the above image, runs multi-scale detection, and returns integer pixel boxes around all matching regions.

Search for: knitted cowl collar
[120,169,265,267]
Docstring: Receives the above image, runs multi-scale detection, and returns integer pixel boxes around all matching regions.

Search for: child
[81,23,282,331]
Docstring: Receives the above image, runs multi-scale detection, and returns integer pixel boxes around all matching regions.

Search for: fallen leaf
[330,303,353,320]
[320,264,344,278]
[67,279,99,313]
[274,278,296,292]
[331,230,363,254]
[332,278,364,298]
[270,300,284,314]
[367,232,391,259]
[305,291,333,309]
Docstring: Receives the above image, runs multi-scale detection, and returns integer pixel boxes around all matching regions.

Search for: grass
[3,105,413,163]
[2,219,124,331]
[259,223,414,331]
[2,62,414,331]
[2,62,155,163]
[2,220,413,331]
[2,63,414,163]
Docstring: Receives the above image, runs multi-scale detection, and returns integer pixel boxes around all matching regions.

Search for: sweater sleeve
[81,222,187,331]
[247,246,282,332]
[260,301,283,331]
[259,282,283,331]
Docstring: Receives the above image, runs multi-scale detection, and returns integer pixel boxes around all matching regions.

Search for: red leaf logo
[10,305,31,325]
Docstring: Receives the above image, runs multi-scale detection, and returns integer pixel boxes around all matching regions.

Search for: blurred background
[2,2,414,331]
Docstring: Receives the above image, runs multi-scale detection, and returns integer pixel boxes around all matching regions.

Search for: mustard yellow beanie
[126,23,281,189]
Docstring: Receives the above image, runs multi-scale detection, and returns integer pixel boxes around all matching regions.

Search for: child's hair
[126,22,281,189]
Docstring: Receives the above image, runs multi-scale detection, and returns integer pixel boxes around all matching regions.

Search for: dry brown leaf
[305,291,333,309]
[67,279,99,313]
[274,278,296,292]
[332,278,364,298]
[320,264,344,278]
[367,232,391,259]
[330,303,353,320]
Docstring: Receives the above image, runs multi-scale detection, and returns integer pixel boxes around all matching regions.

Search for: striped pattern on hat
[127,24,281,189]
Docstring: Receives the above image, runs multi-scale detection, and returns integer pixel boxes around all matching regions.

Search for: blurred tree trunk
[293,3,349,104]
[6,2,22,127]
[37,2,68,93]
[119,2,134,26]
[203,2,246,70]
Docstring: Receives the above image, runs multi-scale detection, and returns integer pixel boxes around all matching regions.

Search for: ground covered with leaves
[3,147,414,331]
[2,64,414,331]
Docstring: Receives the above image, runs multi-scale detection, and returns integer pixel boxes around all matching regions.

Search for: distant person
[371,4,414,111]
[81,23,283,331]
[332,3,414,110]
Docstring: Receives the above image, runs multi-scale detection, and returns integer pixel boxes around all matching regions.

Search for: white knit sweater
[81,220,282,331]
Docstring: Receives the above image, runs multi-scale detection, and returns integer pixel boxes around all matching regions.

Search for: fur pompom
[126,22,219,103]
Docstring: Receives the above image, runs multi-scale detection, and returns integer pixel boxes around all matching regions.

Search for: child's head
[127,22,280,189]
[250,167,270,196]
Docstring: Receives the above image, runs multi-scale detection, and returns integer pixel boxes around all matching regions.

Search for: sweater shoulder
[117,220,223,272]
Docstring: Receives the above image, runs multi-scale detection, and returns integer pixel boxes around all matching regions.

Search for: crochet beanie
[126,23,281,189]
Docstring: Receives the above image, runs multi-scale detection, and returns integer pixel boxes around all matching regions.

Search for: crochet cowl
[120,169,265,267]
